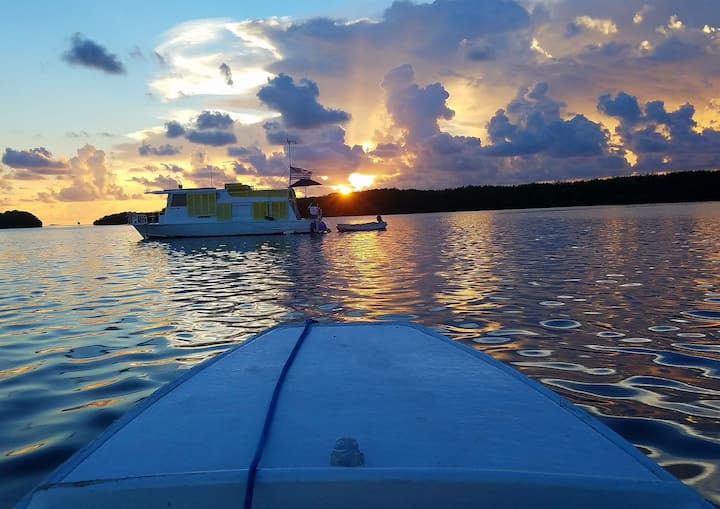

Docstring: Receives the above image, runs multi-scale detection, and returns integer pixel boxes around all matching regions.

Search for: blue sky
[2,0,720,224]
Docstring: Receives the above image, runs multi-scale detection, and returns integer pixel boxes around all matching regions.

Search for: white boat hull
[336,221,387,232]
[16,322,712,508]
[133,219,312,239]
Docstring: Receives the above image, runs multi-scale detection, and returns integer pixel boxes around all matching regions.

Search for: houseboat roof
[145,187,217,195]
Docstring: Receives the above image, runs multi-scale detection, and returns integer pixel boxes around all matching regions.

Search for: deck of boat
[18,322,712,508]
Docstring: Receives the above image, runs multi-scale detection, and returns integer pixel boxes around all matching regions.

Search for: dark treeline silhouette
[94,212,130,225]
[0,210,42,229]
[298,170,720,217]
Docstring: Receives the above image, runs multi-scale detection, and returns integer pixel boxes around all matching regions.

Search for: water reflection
[1,204,720,506]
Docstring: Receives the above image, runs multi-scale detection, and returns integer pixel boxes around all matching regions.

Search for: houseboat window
[170,193,187,207]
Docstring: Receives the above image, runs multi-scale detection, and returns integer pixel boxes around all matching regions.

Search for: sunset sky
[2,0,720,224]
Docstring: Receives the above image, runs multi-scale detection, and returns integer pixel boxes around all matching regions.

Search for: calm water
[2,202,720,506]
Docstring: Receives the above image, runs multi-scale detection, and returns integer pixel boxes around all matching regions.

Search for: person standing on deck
[309,202,320,219]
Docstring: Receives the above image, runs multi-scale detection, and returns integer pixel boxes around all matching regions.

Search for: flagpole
[286,138,297,188]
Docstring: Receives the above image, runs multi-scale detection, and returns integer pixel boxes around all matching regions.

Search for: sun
[334,185,353,195]
[348,173,375,191]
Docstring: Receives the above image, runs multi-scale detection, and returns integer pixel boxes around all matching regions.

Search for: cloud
[131,174,181,190]
[161,111,237,147]
[138,143,182,156]
[46,145,130,201]
[195,110,234,130]
[370,143,403,159]
[228,145,284,176]
[382,64,455,144]
[598,91,720,171]
[649,36,705,61]
[160,163,186,173]
[598,91,642,124]
[265,0,531,74]
[62,33,126,74]
[186,130,237,146]
[165,121,186,138]
[565,16,618,38]
[483,83,609,158]
[187,165,235,185]
[262,120,293,146]
[2,147,67,174]
[219,63,234,86]
[257,73,350,128]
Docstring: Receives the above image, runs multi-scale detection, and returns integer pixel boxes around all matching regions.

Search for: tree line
[298,170,720,217]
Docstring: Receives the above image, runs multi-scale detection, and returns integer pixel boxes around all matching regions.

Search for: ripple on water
[517,349,553,357]
[540,301,565,307]
[648,325,681,332]
[375,313,419,321]
[472,336,513,345]
[540,319,582,329]
[487,329,539,336]
[621,337,653,343]
[681,310,720,321]
[596,331,626,338]
[344,309,368,317]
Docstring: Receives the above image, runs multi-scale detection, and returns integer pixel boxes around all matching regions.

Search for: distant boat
[128,184,313,239]
[15,322,713,508]
[336,215,387,232]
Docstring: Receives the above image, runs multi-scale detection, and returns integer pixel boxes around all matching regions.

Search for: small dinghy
[16,322,712,508]
[336,215,387,232]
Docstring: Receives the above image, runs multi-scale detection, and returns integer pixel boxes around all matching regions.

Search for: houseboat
[129,184,314,239]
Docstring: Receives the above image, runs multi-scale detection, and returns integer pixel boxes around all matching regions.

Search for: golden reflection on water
[61,397,123,412]
[5,441,47,458]
[76,378,119,392]
[0,362,43,382]
[67,348,153,364]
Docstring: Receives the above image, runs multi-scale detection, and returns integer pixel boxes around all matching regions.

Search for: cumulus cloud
[62,33,126,74]
[186,130,237,146]
[229,145,285,176]
[195,110,234,130]
[138,143,182,156]
[598,91,720,171]
[565,16,619,38]
[257,73,350,128]
[2,147,67,175]
[45,145,130,201]
[165,121,186,138]
[484,83,610,158]
[264,0,531,74]
[187,165,235,185]
[370,143,403,159]
[598,91,643,124]
[162,111,237,146]
[131,174,182,190]
[382,64,455,145]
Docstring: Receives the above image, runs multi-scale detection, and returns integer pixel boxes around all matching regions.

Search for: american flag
[290,166,312,179]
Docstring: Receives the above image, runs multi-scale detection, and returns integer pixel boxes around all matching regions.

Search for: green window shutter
[252,202,266,219]
[271,201,288,219]
[188,193,217,216]
[216,203,231,221]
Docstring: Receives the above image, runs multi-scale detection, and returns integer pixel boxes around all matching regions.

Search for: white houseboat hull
[133,219,312,239]
[16,322,712,509]
[129,184,314,239]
